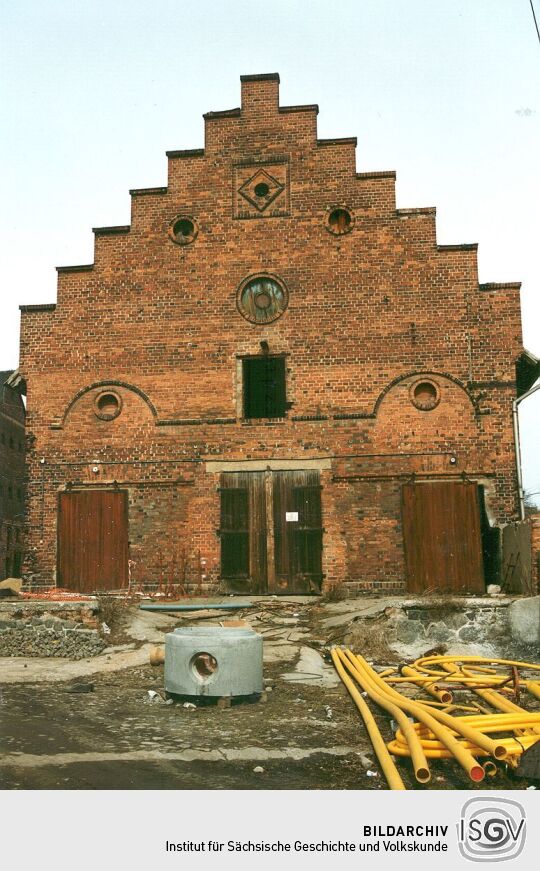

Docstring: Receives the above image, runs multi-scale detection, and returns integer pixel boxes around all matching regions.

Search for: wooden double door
[219,470,323,594]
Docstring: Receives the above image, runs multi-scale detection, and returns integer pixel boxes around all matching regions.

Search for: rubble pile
[0,616,106,659]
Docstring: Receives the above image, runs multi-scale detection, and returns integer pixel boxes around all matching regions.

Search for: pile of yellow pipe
[330,648,406,790]
[331,649,540,789]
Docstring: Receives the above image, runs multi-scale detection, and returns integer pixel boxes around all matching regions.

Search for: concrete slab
[125,609,179,643]
[263,643,299,663]
[281,646,340,687]
[0,644,154,684]
[0,745,358,769]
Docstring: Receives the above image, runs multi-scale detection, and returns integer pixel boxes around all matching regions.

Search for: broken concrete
[0,643,154,683]
[281,646,340,687]
[126,608,179,643]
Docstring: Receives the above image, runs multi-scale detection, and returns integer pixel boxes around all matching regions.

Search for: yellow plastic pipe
[527,682,540,701]
[400,665,453,704]
[419,700,481,713]
[483,760,498,777]
[442,663,540,736]
[377,668,397,679]
[392,734,539,755]
[341,650,486,782]
[334,649,430,783]
[414,655,540,672]
[398,713,540,738]
[330,648,406,790]
[387,734,538,759]
[347,651,506,763]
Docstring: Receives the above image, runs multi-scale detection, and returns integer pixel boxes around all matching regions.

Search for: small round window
[327,207,353,235]
[237,275,289,324]
[411,380,440,411]
[169,215,198,245]
[94,391,122,421]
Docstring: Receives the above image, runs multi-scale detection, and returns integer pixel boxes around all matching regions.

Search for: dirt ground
[0,596,537,791]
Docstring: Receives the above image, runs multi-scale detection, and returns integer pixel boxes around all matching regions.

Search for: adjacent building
[0,371,25,579]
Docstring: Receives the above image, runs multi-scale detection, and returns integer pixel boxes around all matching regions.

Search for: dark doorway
[478,486,500,587]
[58,490,129,592]
[219,472,267,593]
[402,480,485,593]
[219,470,322,594]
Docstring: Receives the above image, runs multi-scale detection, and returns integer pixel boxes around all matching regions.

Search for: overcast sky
[1,0,539,502]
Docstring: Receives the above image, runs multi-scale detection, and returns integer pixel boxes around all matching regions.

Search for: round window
[237,275,289,324]
[254,182,270,198]
[169,215,199,245]
[410,380,440,411]
[327,207,353,235]
[94,391,122,421]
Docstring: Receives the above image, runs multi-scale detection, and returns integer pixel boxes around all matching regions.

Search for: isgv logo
[457,797,526,862]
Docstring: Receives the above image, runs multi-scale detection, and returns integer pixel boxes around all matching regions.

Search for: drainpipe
[513,380,540,520]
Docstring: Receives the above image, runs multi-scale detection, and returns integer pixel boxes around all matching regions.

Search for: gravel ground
[0,598,537,791]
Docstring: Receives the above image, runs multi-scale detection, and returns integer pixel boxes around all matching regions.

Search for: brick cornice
[19,303,56,312]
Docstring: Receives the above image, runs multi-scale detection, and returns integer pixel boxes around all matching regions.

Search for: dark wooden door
[219,470,322,594]
[219,472,267,594]
[402,481,485,593]
[273,471,323,593]
[58,490,129,592]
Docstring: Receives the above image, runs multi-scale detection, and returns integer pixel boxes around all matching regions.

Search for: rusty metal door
[219,470,322,594]
[402,481,485,593]
[58,490,129,592]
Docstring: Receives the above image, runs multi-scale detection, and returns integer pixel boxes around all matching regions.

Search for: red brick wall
[19,74,524,593]
[531,516,540,593]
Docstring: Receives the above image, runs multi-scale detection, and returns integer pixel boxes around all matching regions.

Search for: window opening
[243,356,286,419]
[328,207,352,235]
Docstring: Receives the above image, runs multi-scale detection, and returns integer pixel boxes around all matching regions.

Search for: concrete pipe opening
[191,652,218,681]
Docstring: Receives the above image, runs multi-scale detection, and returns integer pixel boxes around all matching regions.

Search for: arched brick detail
[373,371,478,416]
[60,381,158,427]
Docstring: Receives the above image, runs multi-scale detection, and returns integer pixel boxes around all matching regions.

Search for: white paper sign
[285,512,299,522]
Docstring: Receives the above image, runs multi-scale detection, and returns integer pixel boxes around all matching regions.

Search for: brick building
[0,371,25,579]
[18,74,538,595]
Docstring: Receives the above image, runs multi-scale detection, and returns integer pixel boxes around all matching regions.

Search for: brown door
[219,470,322,594]
[58,490,129,592]
[219,472,267,594]
[402,481,485,593]
[273,471,323,593]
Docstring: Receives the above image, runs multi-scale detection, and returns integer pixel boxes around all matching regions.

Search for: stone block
[395,620,425,644]
[508,597,540,646]
[426,621,453,642]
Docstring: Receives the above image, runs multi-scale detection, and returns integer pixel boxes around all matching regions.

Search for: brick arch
[60,380,158,427]
[373,370,478,416]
